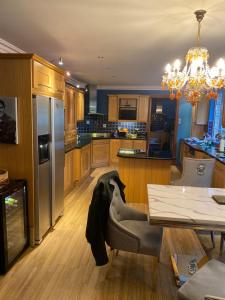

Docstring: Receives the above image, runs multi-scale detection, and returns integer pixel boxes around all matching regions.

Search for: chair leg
[152,257,159,291]
[210,231,215,248]
[220,233,225,256]
[115,249,119,256]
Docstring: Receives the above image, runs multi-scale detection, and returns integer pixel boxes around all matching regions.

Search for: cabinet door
[33,61,52,93]
[76,91,84,121]
[137,96,149,122]
[64,151,73,193]
[108,95,118,121]
[120,140,133,149]
[81,145,91,178]
[92,140,109,167]
[212,162,225,188]
[52,71,65,98]
[110,139,121,164]
[133,140,146,151]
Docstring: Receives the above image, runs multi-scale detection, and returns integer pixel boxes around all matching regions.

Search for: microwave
[118,98,137,120]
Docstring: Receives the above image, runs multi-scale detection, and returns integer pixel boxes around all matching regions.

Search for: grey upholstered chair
[106,179,163,259]
[173,157,218,249]
[177,259,225,300]
[174,157,215,187]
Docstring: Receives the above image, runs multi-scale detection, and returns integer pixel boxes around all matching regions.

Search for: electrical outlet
[103,124,107,128]
[86,120,90,125]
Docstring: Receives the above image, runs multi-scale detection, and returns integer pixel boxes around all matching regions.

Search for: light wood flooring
[0,166,222,300]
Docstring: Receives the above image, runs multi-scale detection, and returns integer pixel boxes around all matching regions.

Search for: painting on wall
[0,96,18,144]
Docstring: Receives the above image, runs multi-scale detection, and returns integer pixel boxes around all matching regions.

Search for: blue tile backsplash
[77,115,146,134]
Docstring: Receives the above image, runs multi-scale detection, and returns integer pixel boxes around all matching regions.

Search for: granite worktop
[65,133,147,153]
[184,140,225,165]
[117,151,174,160]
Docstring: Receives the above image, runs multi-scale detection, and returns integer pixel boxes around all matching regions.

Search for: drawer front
[133,140,146,151]
[92,139,110,145]
[120,140,134,149]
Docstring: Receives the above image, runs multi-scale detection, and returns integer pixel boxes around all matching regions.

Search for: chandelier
[161,10,225,105]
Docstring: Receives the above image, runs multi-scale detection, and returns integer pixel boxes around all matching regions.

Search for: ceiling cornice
[0,38,24,53]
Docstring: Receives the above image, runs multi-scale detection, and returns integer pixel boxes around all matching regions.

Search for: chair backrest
[176,157,215,187]
[109,179,126,223]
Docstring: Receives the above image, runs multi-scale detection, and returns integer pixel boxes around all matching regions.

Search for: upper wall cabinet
[108,94,149,123]
[76,90,84,121]
[33,59,65,100]
[108,95,118,121]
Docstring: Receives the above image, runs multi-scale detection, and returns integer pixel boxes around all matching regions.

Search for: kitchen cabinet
[137,95,149,122]
[110,139,121,164]
[64,151,74,195]
[92,139,110,167]
[133,140,146,151]
[76,90,84,121]
[81,144,91,178]
[120,139,133,149]
[108,94,149,122]
[64,86,76,144]
[212,161,225,188]
[33,60,65,99]
[108,95,118,121]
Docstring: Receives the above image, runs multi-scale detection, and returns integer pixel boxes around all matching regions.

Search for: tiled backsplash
[77,115,146,134]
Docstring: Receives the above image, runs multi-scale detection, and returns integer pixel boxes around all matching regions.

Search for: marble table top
[147,184,225,231]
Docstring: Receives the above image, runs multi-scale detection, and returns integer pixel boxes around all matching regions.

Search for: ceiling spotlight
[66,71,71,76]
[76,84,80,88]
[85,87,88,92]
[58,57,63,66]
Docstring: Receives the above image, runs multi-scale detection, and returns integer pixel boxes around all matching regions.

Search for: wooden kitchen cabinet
[33,60,65,99]
[108,95,118,121]
[76,90,84,121]
[64,151,74,195]
[213,161,225,188]
[120,139,133,149]
[110,139,121,164]
[92,139,110,167]
[81,144,91,178]
[137,96,149,122]
[133,140,146,151]
[65,86,76,144]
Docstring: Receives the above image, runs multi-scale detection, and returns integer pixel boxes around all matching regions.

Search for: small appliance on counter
[0,180,29,274]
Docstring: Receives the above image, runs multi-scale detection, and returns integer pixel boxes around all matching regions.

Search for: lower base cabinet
[64,144,91,195]
[91,139,110,167]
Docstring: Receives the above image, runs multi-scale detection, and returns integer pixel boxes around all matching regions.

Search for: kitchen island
[118,151,174,203]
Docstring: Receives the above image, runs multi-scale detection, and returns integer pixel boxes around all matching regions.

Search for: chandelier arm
[197,21,201,47]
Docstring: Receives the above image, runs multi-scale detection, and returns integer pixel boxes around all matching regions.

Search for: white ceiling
[0,0,225,86]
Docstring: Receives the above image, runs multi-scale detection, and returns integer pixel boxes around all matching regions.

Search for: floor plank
[0,166,221,300]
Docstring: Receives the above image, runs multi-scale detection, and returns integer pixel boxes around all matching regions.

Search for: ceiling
[0,0,225,86]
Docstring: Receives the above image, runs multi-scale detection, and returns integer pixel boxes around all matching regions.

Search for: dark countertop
[65,133,147,153]
[117,151,174,160]
[184,140,225,165]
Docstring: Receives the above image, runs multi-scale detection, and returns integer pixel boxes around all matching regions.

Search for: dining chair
[106,179,163,260]
[177,259,225,300]
[172,157,220,250]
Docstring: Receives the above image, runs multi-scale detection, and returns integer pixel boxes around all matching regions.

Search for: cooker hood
[88,85,104,116]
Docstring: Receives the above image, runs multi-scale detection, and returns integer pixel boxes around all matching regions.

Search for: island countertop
[117,151,174,160]
[184,140,225,165]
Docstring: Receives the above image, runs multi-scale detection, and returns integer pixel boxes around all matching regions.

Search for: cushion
[178,259,225,300]
[120,220,162,256]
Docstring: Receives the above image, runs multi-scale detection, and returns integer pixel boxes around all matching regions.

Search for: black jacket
[86,170,125,266]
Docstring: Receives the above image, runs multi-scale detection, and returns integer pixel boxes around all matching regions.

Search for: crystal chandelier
[161,10,225,105]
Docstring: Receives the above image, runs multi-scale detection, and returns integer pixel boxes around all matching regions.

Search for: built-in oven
[118,98,137,120]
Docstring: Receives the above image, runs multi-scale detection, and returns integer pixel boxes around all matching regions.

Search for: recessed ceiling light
[112,75,116,78]
[97,56,104,59]
[66,71,71,76]
[58,57,63,65]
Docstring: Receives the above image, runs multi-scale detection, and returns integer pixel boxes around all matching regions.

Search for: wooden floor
[0,166,222,300]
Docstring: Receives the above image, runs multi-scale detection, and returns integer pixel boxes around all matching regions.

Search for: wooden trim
[0,53,65,75]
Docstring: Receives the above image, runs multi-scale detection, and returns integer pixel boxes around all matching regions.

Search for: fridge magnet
[0,96,18,144]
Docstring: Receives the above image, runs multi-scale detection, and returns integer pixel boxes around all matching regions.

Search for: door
[33,95,51,243]
[51,98,64,225]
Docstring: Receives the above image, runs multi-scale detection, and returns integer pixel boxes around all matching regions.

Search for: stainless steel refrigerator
[33,95,64,243]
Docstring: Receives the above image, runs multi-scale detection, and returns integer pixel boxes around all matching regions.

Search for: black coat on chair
[86,170,125,266]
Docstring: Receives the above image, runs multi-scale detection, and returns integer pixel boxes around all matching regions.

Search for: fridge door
[33,95,51,243]
[51,98,64,225]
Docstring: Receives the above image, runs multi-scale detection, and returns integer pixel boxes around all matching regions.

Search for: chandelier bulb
[165,63,171,73]
[174,59,181,71]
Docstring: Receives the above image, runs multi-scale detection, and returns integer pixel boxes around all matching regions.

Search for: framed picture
[0,96,18,144]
